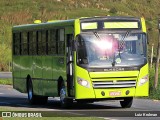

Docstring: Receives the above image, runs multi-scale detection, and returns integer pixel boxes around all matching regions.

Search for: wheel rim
[60,87,66,104]
[28,82,33,100]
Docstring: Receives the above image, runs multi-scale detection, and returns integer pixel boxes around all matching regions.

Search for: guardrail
[0,72,12,79]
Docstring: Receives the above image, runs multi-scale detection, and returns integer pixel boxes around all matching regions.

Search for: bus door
[66,34,74,97]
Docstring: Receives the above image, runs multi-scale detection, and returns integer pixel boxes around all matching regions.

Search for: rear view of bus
[74,16,148,108]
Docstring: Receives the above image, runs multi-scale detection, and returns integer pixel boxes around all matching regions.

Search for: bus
[12,16,149,108]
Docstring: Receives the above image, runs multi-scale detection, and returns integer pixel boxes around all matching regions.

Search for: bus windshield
[76,33,147,68]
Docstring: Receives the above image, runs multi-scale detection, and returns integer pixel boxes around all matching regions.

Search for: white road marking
[99,117,118,120]
[66,112,84,116]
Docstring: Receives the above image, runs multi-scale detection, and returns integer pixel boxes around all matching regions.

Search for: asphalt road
[0,85,160,120]
[0,72,12,79]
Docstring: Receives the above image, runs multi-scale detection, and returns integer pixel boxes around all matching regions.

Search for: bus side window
[29,31,33,55]
[37,31,42,55]
[58,29,65,55]
[13,33,20,55]
[48,29,56,55]
[32,31,37,55]
[21,32,28,55]
[41,30,47,55]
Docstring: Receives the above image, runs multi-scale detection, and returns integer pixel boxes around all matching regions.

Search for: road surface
[0,72,12,79]
[0,85,160,120]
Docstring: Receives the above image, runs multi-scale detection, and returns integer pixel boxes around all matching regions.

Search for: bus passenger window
[37,31,42,55]
[32,31,37,55]
[13,33,20,55]
[58,29,65,55]
[48,29,56,55]
[28,32,33,55]
[41,30,47,55]
[22,32,28,55]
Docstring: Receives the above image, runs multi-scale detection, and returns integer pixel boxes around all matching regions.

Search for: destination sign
[104,22,139,29]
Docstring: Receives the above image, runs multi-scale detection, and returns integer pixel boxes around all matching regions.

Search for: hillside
[0,0,160,71]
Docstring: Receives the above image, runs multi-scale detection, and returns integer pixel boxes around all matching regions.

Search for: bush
[109,7,117,14]
[148,67,160,100]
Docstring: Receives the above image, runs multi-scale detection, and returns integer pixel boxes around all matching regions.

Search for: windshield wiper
[93,32,101,41]
[112,31,130,67]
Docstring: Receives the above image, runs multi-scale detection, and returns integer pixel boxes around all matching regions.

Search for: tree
[154,19,160,89]
[109,7,117,14]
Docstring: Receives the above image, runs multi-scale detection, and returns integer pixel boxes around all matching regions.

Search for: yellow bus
[12,16,149,108]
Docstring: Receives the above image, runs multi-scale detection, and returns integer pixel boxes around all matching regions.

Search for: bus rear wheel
[27,79,37,104]
[120,97,133,108]
[27,79,48,105]
[60,85,73,108]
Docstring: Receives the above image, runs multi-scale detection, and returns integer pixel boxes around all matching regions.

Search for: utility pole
[150,43,154,68]
[154,19,160,89]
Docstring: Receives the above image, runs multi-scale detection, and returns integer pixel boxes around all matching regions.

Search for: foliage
[109,7,117,14]
[148,67,160,100]
[0,0,160,71]
[0,79,12,85]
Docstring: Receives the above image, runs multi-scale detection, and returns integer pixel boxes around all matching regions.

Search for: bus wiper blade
[118,31,130,57]
[112,31,130,67]
[93,32,101,41]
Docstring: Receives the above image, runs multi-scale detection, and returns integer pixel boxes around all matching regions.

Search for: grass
[0,79,12,85]
[0,107,102,120]
[0,0,160,71]
[148,67,160,100]
[1,118,102,120]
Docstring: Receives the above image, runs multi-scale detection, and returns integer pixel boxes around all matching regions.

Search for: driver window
[76,36,88,64]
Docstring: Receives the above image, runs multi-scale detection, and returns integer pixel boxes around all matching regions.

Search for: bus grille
[92,80,136,88]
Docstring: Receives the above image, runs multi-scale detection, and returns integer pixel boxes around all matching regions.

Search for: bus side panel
[41,56,54,96]
[75,66,95,99]
[52,56,66,96]
[135,64,149,96]
[13,56,23,92]
[32,56,42,95]
[19,56,32,93]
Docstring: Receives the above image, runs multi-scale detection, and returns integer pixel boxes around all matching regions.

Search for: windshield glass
[76,33,147,68]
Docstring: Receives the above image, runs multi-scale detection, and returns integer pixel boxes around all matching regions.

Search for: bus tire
[60,85,73,108]
[27,79,48,105]
[27,79,37,104]
[120,97,133,108]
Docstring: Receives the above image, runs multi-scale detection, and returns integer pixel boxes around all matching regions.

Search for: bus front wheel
[60,85,73,108]
[120,97,133,108]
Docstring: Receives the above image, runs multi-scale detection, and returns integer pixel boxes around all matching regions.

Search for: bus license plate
[109,91,121,96]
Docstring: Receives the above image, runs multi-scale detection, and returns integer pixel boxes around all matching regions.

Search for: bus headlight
[77,77,90,88]
[139,75,149,86]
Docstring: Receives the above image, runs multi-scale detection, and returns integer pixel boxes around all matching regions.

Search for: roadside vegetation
[0,79,12,85]
[1,118,102,120]
[0,0,160,106]
[0,107,102,120]
[0,0,160,71]
[148,67,160,100]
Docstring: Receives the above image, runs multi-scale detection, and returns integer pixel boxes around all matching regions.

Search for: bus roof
[79,16,141,22]
[12,16,144,32]
[12,19,75,32]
